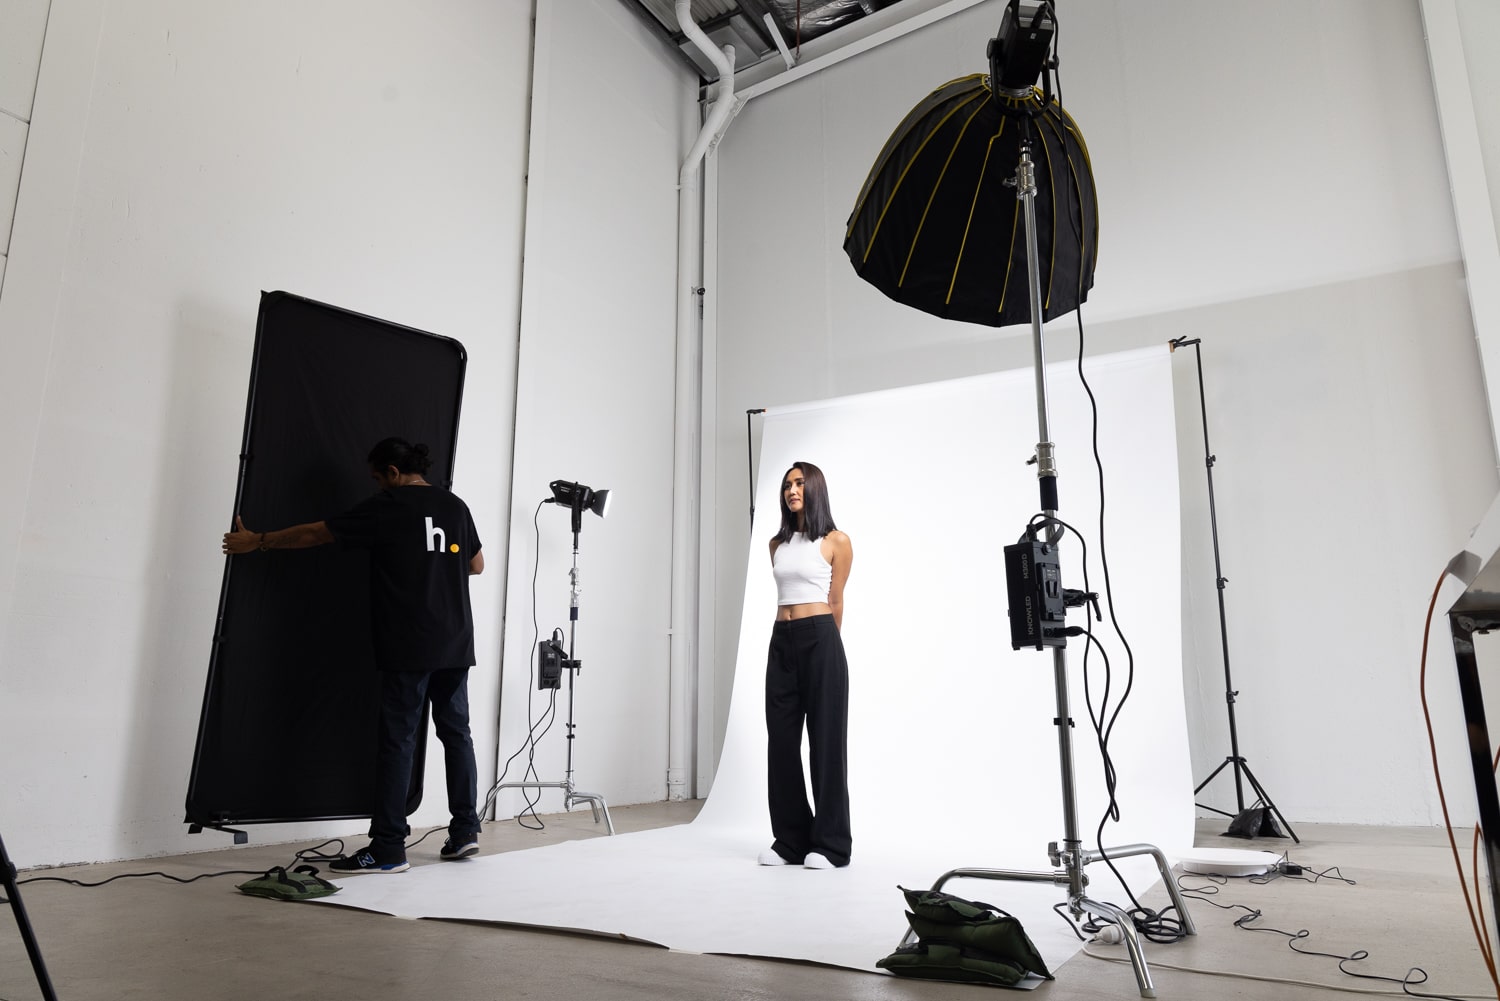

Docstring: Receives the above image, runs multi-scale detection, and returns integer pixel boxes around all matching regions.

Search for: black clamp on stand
[2,830,61,1001]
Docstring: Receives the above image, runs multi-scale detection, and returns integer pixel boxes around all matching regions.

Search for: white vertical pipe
[669,1,735,801]
[696,142,722,799]
[678,0,981,801]
[1420,0,1500,466]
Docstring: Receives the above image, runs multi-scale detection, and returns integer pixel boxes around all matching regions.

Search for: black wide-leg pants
[765,614,851,866]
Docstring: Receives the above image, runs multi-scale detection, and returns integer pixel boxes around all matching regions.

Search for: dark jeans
[370,667,480,856]
[765,614,851,866]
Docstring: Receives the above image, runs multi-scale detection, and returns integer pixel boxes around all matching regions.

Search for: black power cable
[1176,871,1469,1001]
[478,498,561,831]
[1030,16,1180,946]
[12,836,357,894]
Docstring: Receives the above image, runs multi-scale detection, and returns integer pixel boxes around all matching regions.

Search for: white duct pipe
[669,2,736,802]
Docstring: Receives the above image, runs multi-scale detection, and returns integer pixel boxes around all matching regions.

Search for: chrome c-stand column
[895,137,1194,999]
[497,521,614,834]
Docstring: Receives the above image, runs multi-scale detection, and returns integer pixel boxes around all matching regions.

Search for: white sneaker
[803,852,835,869]
[758,848,791,866]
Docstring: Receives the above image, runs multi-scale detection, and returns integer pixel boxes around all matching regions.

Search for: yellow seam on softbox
[1059,106,1099,264]
[1036,116,1058,311]
[899,95,994,286]
[999,177,1021,316]
[863,87,989,265]
[952,128,999,305]
[994,91,1046,318]
[1042,112,1092,298]
[848,75,982,239]
[847,75,984,242]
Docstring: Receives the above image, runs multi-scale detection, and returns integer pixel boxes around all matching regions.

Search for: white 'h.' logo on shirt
[425,517,447,553]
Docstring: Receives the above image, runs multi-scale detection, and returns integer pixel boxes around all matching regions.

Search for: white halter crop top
[773,532,833,605]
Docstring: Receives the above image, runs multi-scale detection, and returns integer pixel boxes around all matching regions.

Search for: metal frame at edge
[183,290,468,829]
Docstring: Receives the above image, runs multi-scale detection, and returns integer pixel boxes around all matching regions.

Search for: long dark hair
[775,461,837,544]
[367,437,433,475]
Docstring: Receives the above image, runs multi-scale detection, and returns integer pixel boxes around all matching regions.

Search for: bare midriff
[775,601,832,622]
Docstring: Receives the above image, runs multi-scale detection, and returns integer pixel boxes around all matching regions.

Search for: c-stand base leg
[565,790,615,835]
[494,780,615,835]
[895,841,1192,999]
[1,832,60,1001]
[1082,842,1198,936]
[1077,895,1157,999]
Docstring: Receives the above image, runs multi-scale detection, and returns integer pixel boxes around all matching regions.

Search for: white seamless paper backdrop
[700,344,1192,862]
[321,345,1191,974]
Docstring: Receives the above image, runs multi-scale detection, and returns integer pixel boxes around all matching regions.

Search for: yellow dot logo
[450,544,459,553]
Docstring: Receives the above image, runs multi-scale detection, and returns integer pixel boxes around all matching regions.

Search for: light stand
[896,127,1195,1001]
[495,482,615,834]
[2,831,60,1001]
[1170,337,1297,843]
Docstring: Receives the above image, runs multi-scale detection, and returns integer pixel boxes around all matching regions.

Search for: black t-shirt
[326,485,481,673]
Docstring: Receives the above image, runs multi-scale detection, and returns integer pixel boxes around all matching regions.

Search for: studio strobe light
[547,479,611,538]
[495,478,616,834]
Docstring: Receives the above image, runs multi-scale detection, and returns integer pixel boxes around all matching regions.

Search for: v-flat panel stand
[2,831,60,1001]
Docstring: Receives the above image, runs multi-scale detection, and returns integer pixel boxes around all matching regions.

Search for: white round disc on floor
[1176,848,1281,876]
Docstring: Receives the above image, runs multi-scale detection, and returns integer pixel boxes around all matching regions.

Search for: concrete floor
[2,804,1494,1001]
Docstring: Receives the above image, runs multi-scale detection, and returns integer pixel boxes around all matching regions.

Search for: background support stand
[1171,337,1298,844]
[2,831,60,1001]
[896,140,1195,1000]
[497,522,614,834]
[746,408,765,527]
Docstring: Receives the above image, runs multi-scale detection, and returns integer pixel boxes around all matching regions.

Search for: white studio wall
[0,0,533,866]
[496,0,698,817]
[707,0,1498,825]
[1455,0,1500,234]
[0,0,50,290]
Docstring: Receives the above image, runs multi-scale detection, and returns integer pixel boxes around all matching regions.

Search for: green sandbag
[876,886,1054,986]
[902,886,1052,975]
[237,865,341,901]
[877,942,1029,986]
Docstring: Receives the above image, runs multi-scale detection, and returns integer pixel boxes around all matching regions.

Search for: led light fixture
[548,479,611,520]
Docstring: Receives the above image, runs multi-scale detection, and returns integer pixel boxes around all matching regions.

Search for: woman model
[759,461,854,869]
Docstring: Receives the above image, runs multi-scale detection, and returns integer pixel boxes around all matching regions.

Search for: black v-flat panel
[186,291,467,829]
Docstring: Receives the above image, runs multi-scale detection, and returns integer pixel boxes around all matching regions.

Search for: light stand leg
[1449,615,1500,938]
[1,832,60,1001]
[893,140,1190,999]
[1173,338,1297,843]
[496,531,614,835]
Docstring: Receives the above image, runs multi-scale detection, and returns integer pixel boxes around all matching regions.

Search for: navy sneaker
[440,832,479,861]
[328,847,409,875]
